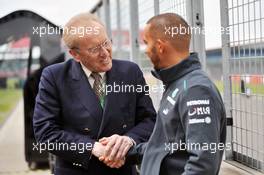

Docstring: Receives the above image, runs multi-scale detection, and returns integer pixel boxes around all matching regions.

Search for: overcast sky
[0,0,99,26]
[0,0,222,49]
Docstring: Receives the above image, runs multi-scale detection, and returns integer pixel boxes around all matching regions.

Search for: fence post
[220,0,233,160]
[186,0,206,70]
[154,0,160,15]
[103,0,112,39]
[129,0,140,63]
[116,0,122,58]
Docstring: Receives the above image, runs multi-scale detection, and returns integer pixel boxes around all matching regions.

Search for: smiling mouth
[101,57,110,65]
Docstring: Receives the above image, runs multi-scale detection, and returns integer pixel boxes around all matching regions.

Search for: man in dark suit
[33,12,156,175]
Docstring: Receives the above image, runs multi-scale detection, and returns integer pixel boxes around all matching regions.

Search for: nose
[99,47,109,57]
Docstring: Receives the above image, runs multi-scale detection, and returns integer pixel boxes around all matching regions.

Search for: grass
[0,78,23,125]
[0,89,22,125]
[213,80,264,95]
[214,81,224,93]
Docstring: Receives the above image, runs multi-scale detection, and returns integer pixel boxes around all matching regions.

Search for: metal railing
[221,0,264,172]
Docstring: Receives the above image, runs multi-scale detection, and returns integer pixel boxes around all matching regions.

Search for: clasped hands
[92,134,134,168]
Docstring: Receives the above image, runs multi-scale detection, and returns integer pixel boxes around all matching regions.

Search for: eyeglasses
[75,39,112,55]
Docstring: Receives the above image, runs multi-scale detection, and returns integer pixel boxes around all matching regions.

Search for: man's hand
[99,156,125,168]
[92,140,126,169]
[92,142,106,158]
[99,134,134,161]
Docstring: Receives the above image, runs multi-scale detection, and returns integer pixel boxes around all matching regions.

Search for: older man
[33,13,156,175]
[127,13,226,175]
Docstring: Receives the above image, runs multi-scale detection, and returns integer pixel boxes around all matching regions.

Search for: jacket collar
[151,52,201,84]
[71,59,83,81]
[71,59,116,81]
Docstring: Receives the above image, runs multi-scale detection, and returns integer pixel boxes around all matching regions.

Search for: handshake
[91,134,134,168]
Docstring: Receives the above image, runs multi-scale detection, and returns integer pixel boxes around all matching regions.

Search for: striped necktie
[91,72,104,107]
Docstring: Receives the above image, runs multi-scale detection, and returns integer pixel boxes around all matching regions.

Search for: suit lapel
[98,62,122,137]
[70,60,103,123]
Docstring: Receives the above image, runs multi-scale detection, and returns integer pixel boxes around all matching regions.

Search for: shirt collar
[80,63,105,78]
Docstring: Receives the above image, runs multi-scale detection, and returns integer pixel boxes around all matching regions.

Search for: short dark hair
[146,13,191,52]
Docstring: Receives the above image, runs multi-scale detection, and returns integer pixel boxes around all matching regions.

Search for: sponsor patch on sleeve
[186,99,210,106]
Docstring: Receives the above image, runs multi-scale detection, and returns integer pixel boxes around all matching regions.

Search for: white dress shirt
[80,63,106,88]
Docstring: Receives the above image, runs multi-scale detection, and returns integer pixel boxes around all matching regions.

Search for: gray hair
[62,12,104,49]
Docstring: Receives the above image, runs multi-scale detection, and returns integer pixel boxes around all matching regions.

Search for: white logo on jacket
[189,116,211,124]
[188,106,210,116]
[187,99,210,106]
[163,108,169,115]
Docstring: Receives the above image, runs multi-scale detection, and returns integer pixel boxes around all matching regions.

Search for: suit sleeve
[124,65,156,145]
[33,67,95,169]
[178,85,224,175]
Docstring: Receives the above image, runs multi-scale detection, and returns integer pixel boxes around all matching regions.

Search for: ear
[69,49,81,62]
[156,39,165,54]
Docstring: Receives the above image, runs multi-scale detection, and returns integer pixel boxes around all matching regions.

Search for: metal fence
[91,0,264,172]
[221,0,264,172]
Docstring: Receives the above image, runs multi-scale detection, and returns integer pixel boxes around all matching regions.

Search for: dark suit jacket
[33,59,156,175]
